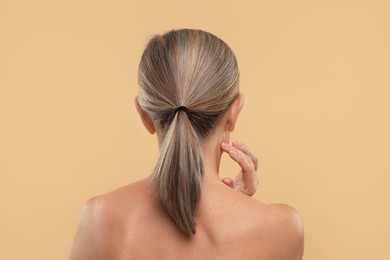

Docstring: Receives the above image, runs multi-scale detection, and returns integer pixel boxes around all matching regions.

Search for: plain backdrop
[1,0,389,259]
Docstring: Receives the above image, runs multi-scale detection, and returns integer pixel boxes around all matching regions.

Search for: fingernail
[232,141,239,146]
[222,142,229,148]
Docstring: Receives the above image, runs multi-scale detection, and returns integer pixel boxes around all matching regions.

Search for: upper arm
[69,197,103,260]
[284,205,304,259]
[269,204,304,260]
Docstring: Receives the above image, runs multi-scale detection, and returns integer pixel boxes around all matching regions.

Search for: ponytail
[138,29,240,236]
[152,111,204,236]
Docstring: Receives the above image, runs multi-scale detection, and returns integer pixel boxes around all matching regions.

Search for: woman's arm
[69,197,103,260]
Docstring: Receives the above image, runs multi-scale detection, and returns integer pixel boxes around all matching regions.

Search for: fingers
[232,141,259,171]
[222,142,257,176]
[221,141,259,195]
[222,178,234,188]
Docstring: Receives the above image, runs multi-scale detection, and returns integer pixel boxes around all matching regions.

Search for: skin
[69,94,304,259]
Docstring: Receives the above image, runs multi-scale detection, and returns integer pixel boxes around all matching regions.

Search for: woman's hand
[221,141,259,196]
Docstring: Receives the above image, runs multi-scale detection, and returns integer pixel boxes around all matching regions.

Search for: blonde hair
[137,29,239,236]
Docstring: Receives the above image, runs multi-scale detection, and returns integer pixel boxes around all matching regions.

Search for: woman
[69,29,304,259]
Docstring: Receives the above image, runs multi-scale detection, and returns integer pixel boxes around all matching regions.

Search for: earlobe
[135,97,156,134]
[226,93,245,132]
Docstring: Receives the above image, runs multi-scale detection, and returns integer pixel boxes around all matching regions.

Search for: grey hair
[137,29,239,236]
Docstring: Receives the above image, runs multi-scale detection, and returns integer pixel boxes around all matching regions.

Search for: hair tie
[174,105,190,115]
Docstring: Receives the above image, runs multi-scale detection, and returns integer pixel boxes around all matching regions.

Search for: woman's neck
[202,133,224,181]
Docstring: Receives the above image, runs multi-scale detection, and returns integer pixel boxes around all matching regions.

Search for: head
[136,29,243,236]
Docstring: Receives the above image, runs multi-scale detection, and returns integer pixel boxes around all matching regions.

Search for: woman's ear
[135,97,156,134]
[226,93,245,132]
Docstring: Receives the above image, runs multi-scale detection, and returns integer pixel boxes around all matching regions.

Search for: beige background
[1,0,389,259]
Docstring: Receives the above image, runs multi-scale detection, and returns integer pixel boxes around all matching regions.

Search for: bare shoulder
[68,195,105,259]
[76,178,151,223]
[261,203,304,260]
[207,183,303,259]
[230,200,304,260]
[265,203,304,234]
[69,178,152,259]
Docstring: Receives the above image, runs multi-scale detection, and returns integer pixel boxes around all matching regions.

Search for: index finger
[222,142,256,179]
[232,141,258,171]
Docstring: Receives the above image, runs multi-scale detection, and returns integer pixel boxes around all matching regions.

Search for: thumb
[222,178,235,189]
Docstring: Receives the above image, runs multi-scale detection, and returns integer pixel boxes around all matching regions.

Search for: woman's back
[69,29,304,259]
[70,176,303,259]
